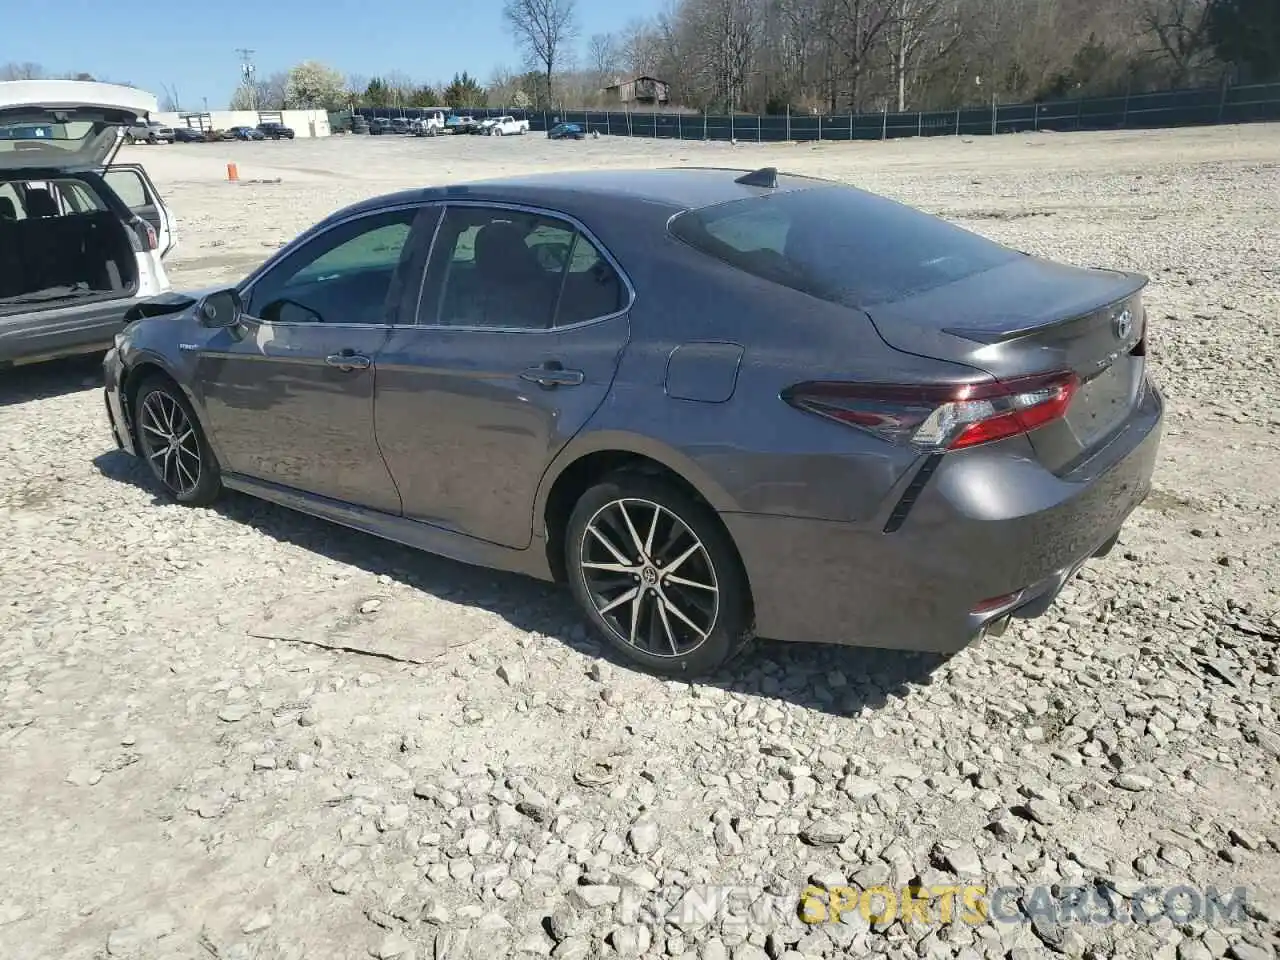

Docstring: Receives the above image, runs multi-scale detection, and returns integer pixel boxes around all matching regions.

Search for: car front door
[375,202,632,548]
[195,204,435,513]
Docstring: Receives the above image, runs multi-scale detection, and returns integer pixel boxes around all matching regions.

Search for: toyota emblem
[1113,308,1133,341]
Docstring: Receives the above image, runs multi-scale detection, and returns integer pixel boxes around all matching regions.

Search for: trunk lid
[866,255,1148,472]
[0,80,157,172]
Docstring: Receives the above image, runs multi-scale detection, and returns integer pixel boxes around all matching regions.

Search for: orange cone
[226,162,239,182]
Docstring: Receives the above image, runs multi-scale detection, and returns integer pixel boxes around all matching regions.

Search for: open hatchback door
[0,80,157,171]
[0,81,177,366]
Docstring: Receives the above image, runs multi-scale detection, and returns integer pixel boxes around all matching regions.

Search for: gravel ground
[1,125,1278,960]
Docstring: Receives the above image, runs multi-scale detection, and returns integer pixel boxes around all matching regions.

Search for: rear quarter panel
[555,224,989,524]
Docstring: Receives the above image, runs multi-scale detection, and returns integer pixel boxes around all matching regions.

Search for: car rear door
[101,164,175,257]
[374,201,633,548]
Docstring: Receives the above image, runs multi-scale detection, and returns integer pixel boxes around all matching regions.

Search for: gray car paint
[102,168,1163,655]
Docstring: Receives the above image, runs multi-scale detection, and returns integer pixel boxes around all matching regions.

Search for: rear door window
[668,186,1020,307]
[555,230,626,325]
[56,180,105,213]
[102,168,150,208]
[419,205,626,329]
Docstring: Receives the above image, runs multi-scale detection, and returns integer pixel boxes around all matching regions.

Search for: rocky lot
[1,126,1278,960]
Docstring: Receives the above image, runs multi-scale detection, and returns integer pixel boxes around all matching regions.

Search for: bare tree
[619,19,658,75]
[1138,0,1214,85]
[260,72,290,110]
[345,74,369,100]
[488,64,524,105]
[677,0,763,111]
[384,70,417,106]
[588,32,619,88]
[888,0,956,109]
[502,0,579,107]
[0,61,45,81]
[160,82,182,112]
[768,0,826,108]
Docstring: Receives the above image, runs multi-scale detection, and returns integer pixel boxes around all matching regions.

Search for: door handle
[520,362,584,388]
[325,351,371,371]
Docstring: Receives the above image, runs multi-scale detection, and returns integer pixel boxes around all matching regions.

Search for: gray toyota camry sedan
[102,167,1162,676]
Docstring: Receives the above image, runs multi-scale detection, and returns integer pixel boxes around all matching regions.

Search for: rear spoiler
[942,273,1147,345]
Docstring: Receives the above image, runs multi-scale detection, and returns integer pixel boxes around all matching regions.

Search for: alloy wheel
[579,498,720,657]
[138,390,202,497]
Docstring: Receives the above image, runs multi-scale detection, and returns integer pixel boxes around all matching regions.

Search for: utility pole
[236,48,257,111]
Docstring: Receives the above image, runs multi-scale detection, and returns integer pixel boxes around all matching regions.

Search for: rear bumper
[1,296,140,366]
[722,381,1163,654]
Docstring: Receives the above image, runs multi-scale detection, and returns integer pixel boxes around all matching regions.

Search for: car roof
[327,167,830,226]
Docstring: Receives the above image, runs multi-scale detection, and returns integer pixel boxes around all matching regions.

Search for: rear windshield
[668,185,1020,307]
[0,120,118,170]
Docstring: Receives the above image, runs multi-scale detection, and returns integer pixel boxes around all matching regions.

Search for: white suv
[0,80,175,367]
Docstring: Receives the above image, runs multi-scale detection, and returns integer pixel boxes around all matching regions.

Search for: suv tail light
[131,218,157,252]
[782,370,1079,452]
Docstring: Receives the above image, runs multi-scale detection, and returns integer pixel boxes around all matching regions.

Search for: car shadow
[93,449,948,717]
[0,354,105,408]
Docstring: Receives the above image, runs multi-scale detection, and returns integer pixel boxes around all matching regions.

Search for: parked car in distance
[1,80,177,367]
[101,165,1162,678]
[125,121,174,144]
[172,126,205,143]
[227,125,265,141]
[448,115,482,135]
[256,121,295,140]
[412,111,447,136]
[487,115,529,136]
[368,118,392,135]
[389,118,411,135]
[547,122,585,140]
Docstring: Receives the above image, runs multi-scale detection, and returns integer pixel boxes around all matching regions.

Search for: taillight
[782,370,1079,452]
[132,219,157,251]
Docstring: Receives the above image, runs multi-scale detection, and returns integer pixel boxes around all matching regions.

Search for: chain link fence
[350,81,1280,142]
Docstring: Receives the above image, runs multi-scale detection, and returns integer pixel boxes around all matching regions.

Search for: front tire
[565,473,753,677]
[133,375,222,506]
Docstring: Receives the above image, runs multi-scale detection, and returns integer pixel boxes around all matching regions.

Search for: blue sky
[9,0,658,109]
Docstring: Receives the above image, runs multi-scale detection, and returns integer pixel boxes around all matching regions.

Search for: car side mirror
[197,288,243,329]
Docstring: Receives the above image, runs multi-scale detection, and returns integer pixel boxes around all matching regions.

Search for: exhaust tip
[978,614,1013,641]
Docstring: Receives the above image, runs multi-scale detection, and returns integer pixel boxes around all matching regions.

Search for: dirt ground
[1,126,1278,960]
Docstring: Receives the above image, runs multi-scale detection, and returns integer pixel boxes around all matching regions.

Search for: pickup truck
[486,115,529,137]
[125,121,174,144]
[411,111,446,136]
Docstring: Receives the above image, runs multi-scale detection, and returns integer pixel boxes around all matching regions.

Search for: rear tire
[565,472,754,677]
[133,375,222,507]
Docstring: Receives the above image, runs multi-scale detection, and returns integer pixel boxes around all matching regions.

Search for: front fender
[117,340,227,471]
